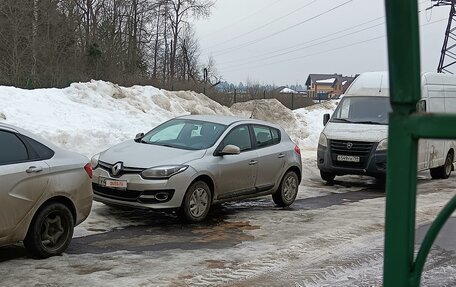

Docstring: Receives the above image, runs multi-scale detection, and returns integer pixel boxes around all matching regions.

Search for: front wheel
[273,171,299,207]
[430,152,454,179]
[24,203,74,258]
[178,181,212,223]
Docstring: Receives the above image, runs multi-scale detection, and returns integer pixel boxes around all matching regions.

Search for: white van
[317,71,456,182]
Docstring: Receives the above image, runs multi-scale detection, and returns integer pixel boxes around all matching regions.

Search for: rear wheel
[273,171,299,207]
[24,203,74,258]
[320,170,336,183]
[430,151,454,179]
[178,181,212,223]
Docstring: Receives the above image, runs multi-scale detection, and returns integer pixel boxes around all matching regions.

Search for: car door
[212,125,258,199]
[251,125,286,190]
[0,130,50,238]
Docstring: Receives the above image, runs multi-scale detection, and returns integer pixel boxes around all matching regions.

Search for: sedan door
[212,125,258,199]
[251,125,286,191]
[0,130,49,238]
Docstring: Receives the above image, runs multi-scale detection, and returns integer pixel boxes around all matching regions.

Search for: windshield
[331,96,391,125]
[141,119,227,150]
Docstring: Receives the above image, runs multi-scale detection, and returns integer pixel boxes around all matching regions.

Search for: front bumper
[91,166,194,209]
[317,144,387,177]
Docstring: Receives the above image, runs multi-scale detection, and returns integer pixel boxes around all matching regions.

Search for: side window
[271,128,281,144]
[222,125,252,151]
[253,125,273,148]
[19,135,54,160]
[0,131,29,165]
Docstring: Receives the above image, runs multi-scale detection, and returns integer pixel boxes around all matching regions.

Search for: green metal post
[383,0,421,286]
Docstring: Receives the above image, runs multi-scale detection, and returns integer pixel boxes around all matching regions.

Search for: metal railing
[383,0,456,286]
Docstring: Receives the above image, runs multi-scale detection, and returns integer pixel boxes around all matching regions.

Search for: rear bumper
[317,144,387,177]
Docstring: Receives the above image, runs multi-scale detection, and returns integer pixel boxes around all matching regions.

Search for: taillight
[84,163,93,179]
[294,145,301,155]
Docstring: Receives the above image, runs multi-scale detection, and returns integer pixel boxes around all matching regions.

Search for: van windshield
[331,96,391,125]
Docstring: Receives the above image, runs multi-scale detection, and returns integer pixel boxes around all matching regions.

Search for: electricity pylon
[431,0,456,73]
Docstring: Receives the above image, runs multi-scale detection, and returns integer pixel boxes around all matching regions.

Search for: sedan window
[0,131,29,165]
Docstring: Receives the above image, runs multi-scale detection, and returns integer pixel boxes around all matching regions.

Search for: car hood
[100,140,207,168]
[323,122,388,142]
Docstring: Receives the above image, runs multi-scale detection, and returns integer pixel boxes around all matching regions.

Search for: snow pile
[0,81,233,157]
[230,99,308,146]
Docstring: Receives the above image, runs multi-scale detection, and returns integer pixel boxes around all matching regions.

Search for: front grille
[92,183,141,202]
[98,161,145,177]
[330,140,374,168]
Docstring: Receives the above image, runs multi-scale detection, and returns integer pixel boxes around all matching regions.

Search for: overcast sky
[193,0,448,86]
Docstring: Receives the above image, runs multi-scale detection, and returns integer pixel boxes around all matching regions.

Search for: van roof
[345,71,456,97]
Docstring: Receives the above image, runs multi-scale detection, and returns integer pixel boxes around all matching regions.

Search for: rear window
[20,135,55,160]
[0,131,29,164]
[252,125,281,148]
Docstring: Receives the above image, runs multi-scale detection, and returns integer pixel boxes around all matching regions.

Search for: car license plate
[337,155,360,163]
[99,177,127,189]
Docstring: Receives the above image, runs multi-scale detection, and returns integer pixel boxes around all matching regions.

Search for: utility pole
[430,0,456,73]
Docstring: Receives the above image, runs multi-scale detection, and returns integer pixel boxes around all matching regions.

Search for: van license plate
[99,177,127,189]
[337,155,360,162]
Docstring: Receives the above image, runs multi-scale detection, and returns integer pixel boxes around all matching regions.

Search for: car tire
[320,170,336,183]
[430,151,454,179]
[273,171,299,207]
[178,181,212,223]
[23,202,74,259]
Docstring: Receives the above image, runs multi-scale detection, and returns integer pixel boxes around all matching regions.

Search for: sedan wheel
[179,181,212,223]
[273,171,299,207]
[24,203,74,258]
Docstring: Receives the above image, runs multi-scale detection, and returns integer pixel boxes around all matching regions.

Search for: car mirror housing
[220,145,241,155]
[134,132,145,142]
[323,113,330,126]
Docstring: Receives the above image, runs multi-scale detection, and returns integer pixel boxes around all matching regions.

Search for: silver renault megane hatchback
[91,115,302,223]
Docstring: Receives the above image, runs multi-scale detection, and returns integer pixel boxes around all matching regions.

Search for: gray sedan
[91,115,302,223]
[0,123,93,258]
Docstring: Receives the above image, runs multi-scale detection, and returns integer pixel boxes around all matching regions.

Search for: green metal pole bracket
[411,196,456,286]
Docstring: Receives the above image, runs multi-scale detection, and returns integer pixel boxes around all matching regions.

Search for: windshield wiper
[332,118,355,123]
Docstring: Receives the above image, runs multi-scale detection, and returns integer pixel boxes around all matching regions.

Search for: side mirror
[134,132,145,142]
[323,114,330,126]
[219,145,241,155]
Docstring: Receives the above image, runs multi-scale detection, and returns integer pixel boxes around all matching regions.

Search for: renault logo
[347,142,353,149]
[112,162,123,176]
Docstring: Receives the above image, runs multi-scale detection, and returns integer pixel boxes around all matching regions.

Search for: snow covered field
[0,82,454,286]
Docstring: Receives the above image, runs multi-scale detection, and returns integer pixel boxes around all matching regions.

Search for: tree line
[0,0,218,89]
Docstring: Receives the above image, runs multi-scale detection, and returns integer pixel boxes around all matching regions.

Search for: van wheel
[178,181,212,223]
[430,151,454,179]
[23,203,74,258]
[273,171,299,207]
[320,171,336,183]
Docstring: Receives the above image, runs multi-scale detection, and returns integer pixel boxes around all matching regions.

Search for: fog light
[155,192,169,202]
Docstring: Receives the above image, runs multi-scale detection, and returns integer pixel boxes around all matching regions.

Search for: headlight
[318,133,328,147]
[376,139,388,151]
[91,153,100,168]
[141,165,188,179]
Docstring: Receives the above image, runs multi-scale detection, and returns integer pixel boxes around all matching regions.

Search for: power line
[200,0,286,38]
[206,0,354,57]
[218,17,385,69]
[216,0,434,71]
[220,18,447,74]
[201,0,319,51]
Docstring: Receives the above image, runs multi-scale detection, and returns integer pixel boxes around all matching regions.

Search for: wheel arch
[188,175,215,201]
[286,165,302,183]
[35,196,77,225]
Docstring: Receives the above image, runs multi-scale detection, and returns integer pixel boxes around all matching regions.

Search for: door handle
[278,153,285,158]
[26,166,43,173]
[249,160,258,165]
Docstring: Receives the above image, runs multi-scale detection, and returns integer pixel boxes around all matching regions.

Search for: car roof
[177,114,282,129]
